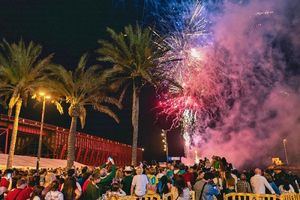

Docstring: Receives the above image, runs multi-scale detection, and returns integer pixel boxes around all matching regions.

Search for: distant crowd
[0,156,299,200]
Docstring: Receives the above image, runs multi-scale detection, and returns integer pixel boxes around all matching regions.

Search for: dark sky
[0,0,184,161]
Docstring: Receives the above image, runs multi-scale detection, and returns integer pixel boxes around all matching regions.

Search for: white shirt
[177,188,190,200]
[131,174,149,196]
[250,174,275,194]
[279,185,295,193]
[45,191,64,200]
[231,174,238,191]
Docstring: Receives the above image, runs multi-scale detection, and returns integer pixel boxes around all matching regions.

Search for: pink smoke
[191,0,300,168]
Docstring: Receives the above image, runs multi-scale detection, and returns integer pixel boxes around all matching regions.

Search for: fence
[112,192,300,200]
[225,193,300,200]
[280,193,300,200]
[115,191,195,200]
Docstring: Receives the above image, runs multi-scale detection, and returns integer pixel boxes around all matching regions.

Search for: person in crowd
[0,169,13,200]
[62,170,81,200]
[264,173,281,195]
[194,171,206,200]
[250,168,275,194]
[213,171,223,192]
[202,172,220,200]
[45,180,64,200]
[236,174,252,193]
[114,168,123,184]
[147,167,158,194]
[166,163,174,179]
[82,174,91,193]
[2,155,300,200]
[77,167,89,186]
[183,166,194,190]
[131,166,149,197]
[174,176,190,200]
[30,185,44,200]
[16,176,36,200]
[84,172,102,200]
[121,166,133,195]
[287,172,300,193]
[279,178,295,193]
[156,168,169,195]
[97,157,116,195]
[43,171,57,196]
[6,178,27,200]
[105,182,126,199]
[224,171,236,194]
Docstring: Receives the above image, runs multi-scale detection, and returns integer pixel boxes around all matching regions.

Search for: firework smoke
[156,0,300,168]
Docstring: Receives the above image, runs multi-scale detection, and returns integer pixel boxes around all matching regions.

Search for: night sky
[0,0,184,162]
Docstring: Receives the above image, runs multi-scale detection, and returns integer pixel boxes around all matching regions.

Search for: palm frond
[93,104,120,123]
[96,24,170,91]
[0,39,55,114]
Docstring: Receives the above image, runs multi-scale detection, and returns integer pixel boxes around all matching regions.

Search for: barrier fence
[225,193,300,200]
[110,192,300,200]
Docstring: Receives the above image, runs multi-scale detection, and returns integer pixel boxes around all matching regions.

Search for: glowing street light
[283,138,289,165]
[35,91,51,172]
[161,130,168,161]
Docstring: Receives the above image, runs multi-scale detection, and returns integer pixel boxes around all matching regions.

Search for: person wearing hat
[121,166,133,195]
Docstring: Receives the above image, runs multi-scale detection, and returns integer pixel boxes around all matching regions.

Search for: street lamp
[161,130,168,161]
[36,92,51,172]
[283,138,289,165]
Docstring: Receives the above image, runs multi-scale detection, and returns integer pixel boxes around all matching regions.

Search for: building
[0,114,142,166]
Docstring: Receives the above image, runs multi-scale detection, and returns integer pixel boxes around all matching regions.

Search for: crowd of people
[0,156,299,200]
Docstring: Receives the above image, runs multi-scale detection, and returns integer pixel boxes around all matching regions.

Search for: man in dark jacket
[121,166,133,195]
[85,173,101,200]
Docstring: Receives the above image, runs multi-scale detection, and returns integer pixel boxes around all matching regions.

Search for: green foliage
[0,39,54,115]
[96,24,170,94]
[45,54,121,128]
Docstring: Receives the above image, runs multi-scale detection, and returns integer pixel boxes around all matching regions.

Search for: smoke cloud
[196,0,300,168]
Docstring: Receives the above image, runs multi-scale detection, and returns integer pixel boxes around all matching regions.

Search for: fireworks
[154,0,244,155]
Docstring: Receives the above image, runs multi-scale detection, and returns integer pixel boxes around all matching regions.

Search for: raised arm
[263,177,275,194]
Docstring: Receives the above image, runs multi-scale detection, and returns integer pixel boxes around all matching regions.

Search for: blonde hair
[135,167,143,175]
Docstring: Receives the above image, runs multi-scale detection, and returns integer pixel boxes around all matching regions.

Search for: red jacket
[0,178,10,188]
[16,186,33,200]
[6,188,23,200]
[82,179,90,193]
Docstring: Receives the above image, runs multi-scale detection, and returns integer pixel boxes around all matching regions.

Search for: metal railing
[280,193,300,200]
[115,192,299,200]
[225,193,300,200]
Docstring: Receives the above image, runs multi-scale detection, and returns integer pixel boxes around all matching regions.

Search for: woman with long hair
[62,177,80,200]
[174,176,190,200]
[45,180,64,200]
[224,171,235,194]
[30,185,44,200]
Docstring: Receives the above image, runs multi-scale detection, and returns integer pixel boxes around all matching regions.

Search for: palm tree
[96,25,169,165]
[0,39,54,168]
[46,54,121,169]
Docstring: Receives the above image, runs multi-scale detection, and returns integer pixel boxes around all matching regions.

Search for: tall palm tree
[96,25,169,165]
[0,39,54,168]
[46,54,121,169]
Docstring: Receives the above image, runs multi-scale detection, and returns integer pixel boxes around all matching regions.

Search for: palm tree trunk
[6,99,22,168]
[131,84,140,166]
[67,116,77,169]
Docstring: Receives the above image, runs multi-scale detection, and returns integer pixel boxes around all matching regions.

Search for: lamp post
[161,130,168,161]
[283,138,289,165]
[36,92,50,172]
